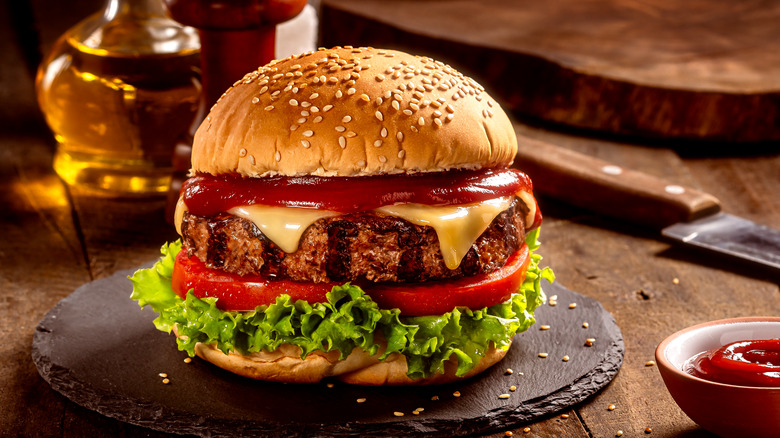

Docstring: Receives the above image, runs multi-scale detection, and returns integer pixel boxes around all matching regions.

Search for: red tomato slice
[172,245,530,316]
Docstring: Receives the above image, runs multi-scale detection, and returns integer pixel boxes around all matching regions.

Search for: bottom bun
[180,328,509,385]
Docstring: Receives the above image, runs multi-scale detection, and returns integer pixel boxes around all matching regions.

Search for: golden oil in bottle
[36,0,201,196]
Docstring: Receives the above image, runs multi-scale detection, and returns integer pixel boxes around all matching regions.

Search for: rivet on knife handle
[514,137,721,229]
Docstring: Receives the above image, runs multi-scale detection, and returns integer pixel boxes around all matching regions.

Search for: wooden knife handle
[514,136,721,229]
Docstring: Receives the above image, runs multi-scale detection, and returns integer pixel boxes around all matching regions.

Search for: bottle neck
[103,0,168,20]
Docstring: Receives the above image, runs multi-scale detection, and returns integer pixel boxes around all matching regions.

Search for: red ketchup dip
[683,339,780,387]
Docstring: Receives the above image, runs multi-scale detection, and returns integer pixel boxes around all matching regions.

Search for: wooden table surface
[2,0,779,437]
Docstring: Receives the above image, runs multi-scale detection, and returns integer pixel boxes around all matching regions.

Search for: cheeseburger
[131,47,553,385]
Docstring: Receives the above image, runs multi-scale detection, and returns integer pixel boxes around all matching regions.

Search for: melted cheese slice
[175,192,532,270]
[376,196,514,270]
[229,205,340,254]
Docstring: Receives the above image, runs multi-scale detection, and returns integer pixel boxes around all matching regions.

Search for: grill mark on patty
[181,197,528,283]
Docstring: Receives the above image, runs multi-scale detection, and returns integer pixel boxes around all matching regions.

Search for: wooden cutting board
[320,0,780,142]
[32,266,622,437]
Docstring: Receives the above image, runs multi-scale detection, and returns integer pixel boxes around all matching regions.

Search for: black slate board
[32,266,623,437]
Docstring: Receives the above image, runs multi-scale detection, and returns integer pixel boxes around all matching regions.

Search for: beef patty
[181,197,529,283]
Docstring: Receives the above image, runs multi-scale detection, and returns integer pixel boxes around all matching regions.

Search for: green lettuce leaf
[129,234,554,379]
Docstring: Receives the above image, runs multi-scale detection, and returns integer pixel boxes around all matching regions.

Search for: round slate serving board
[32,266,623,437]
[320,0,780,142]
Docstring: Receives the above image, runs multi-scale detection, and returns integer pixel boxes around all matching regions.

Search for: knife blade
[514,136,780,271]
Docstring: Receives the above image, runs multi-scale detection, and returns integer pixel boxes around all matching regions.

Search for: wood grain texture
[320,0,780,142]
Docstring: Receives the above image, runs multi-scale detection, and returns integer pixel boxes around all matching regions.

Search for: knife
[513,136,780,271]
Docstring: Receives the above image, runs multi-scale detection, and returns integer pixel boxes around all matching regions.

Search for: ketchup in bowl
[683,339,780,387]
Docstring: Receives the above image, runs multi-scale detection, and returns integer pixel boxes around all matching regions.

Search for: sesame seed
[397,132,404,142]
[239,148,248,157]
[338,136,346,148]
[393,93,403,102]
[335,125,346,132]
[434,118,443,128]
[290,124,299,131]
[375,111,384,121]
[289,99,299,106]
[360,94,370,102]
[523,427,531,433]
[162,378,170,384]
[271,90,281,97]
[540,325,550,330]
[561,414,570,419]
[498,394,510,399]
[301,140,311,148]
[347,87,356,95]
[374,140,383,147]
[183,357,191,364]
[310,93,319,99]
[608,404,616,411]
[563,355,570,362]
[509,385,516,391]
[394,412,404,417]
[645,360,656,367]
[297,118,307,124]
[433,110,442,117]
[248,154,256,165]
[673,277,680,284]
[403,109,413,116]
[328,77,338,84]
[397,150,405,158]
[418,117,425,126]
[375,97,384,105]
[645,427,653,434]
[376,74,385,81]
[158,372,168,378]
[357,160,366,167]
[409,102,420,111]
[302,130,314,137]
[616,431,623,437]
[452,391,461,397]
[265,105,274,111]
[583,322,589,328]
[345,131,357,138]
[505,432,513,437]
[381,127,388,138]
[585,338,596,347]
[506,368,513,375]
[251,97,260,104]
[569,303,577,309]
[424,84,434,91]
[301,101,311,108]
[356,398,366,403]
[323,105,333,112]
[391,100,400,111]
[313,116,323,123]
[379,155,387,163]
[342,115,352,123]
[538,352,549,358]
[274,151,281,161]
[410,126,419,133]
[335,90,343,98]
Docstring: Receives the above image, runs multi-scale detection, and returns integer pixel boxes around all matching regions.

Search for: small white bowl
[656,317,780,438]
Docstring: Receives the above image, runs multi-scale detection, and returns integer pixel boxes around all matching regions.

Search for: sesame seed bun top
[191,47,517,177]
